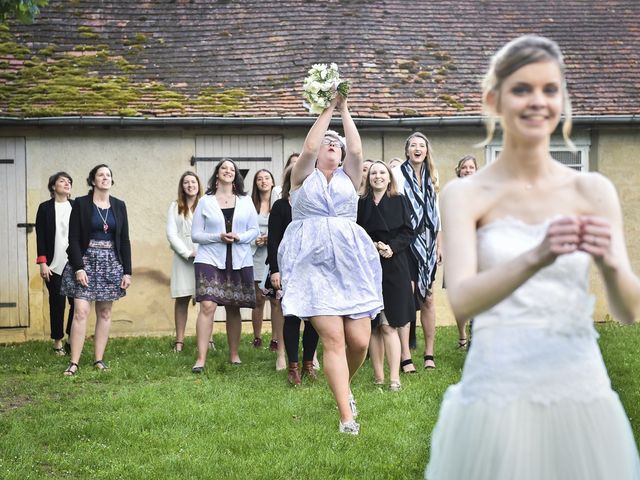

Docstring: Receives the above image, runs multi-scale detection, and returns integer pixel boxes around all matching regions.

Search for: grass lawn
[1,323,639,479]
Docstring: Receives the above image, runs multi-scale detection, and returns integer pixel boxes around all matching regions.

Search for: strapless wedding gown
[426,217,640,480]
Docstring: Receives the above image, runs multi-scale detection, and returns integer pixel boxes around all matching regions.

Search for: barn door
[0,137,29,328]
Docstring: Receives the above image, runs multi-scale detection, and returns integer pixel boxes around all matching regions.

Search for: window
[485,133,590,172]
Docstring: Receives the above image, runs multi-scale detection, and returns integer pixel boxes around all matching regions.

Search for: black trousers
[283,315,319,363]
[45,271,74,340]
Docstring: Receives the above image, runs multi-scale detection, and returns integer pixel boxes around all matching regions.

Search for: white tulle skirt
[426,325,640,480]
[426,388,640,480]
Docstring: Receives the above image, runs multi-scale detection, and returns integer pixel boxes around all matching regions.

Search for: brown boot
[287,362,301,386]
[301,360,318,381]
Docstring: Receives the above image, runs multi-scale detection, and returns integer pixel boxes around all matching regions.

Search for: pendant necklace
[95,205,110,233]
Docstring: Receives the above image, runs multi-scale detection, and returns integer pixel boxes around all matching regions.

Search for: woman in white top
[35,171,74,355]
[166,171,203,353]
[426,35,640,479]
[190,158,259,372]
[250,169,286,370]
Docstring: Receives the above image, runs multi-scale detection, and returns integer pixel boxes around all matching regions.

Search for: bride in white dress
[426,35,640,479]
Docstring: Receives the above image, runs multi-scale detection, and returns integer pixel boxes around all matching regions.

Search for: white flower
[301,63,349,114]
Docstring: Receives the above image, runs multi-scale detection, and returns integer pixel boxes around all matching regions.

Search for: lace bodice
[458,216,611,405]
[291,168,357,222]
[475,216,596,337]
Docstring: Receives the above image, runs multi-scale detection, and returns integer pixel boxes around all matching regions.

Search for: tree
[0,0,48,24]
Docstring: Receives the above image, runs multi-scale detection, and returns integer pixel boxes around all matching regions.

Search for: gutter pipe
[0,115,638,128]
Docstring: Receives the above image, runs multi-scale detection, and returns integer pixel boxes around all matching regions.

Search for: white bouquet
[302,63,351,114]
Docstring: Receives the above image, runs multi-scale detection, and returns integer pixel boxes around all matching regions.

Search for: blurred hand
[75,269,89,288]
[578,216,613,267]
[535,216,581,267]
[40,263,51,282]
[121,274,132,290]
[220,232,235,244]
[270,272,281,291]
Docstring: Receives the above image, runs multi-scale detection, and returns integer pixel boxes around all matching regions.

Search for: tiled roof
[1,0,639,119]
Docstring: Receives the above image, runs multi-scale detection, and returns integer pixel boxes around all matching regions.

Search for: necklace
[217,194,235,207]
[95,205,110,233]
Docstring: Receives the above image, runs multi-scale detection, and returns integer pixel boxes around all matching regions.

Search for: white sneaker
[339,420,360,435]
[347,393,358,419]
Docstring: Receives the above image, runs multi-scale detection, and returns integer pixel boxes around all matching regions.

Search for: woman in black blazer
[357,161,415,391]
[35,172,75,355]
[60,164,132,375]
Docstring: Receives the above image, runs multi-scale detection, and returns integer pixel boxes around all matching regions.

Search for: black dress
[357,194,415,328]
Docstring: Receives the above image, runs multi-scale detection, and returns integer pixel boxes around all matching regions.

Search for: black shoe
[191,365,204,374]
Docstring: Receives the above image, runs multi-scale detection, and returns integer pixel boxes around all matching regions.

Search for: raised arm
[339,97,363,190]
[442,180,581,326]
[291,98,338,191]
[579,174,640,324]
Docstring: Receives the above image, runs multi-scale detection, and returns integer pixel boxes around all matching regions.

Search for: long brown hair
[177,171,202,217]
[404,132,439,192]
[362,161,400,199]
[251,169,275,213]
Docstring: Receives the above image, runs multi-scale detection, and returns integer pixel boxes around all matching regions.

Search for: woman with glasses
[278,94,383,435]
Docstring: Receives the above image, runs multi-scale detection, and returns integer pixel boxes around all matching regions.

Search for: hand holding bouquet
[302,63,351,114]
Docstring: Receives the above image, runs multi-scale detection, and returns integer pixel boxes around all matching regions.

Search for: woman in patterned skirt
[190,158,259,372]
[61,164,132,375]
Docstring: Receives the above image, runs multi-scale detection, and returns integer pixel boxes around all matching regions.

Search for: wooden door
[0,137,29,328]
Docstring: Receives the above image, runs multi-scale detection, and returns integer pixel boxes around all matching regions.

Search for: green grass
[1,324,639,479]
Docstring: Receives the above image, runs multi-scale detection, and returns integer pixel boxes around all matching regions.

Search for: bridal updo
[480,35,574,148]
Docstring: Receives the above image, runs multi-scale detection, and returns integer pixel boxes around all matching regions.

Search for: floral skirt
[194,262,256,308]
[60,240,126,302]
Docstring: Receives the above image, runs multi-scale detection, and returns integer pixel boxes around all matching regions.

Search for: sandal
[457,338,468,350]
[63,362,78,376]
[93,360,109,370]
[389,381,402,392]
[269,339,278,352]
[251,337,262,348]
[173,341,184,353]
[208,340,216,351]
[53,346,66,356]
[191,365,204,374]
[373,378,384,386]
[424,355,436,369]
[400,358,417,374]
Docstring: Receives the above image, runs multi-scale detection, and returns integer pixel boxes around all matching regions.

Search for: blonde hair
[480,35,574,149]
[455,155,478,177]
[362,161,400,199]
[404,132,440,192]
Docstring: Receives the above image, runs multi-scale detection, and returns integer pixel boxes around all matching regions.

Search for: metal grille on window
[550,150,582,171]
